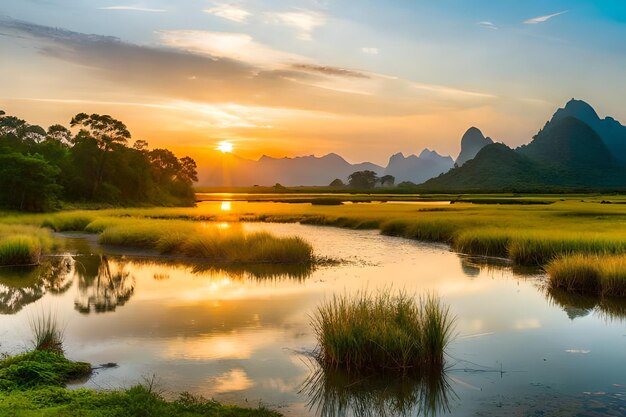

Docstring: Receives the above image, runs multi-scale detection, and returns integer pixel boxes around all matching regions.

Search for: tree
[348,170,378,189]
[0,153,60,211]
[46,124,73,145]
[329,178,344,187]
[380,175,395,186]
[179,156,198,183]
[70,113,131,197]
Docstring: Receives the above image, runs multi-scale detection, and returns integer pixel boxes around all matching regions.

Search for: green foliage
[312,291,454,373]
[42,213,96,232]
[348,170,378,189]
[0,153,61,212]
[0,110,198,211]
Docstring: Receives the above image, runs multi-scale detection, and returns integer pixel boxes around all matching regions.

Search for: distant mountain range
[199,98,626,190]
[420,99,626,192]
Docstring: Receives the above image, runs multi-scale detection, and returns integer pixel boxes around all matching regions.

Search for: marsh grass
[547,254,626,297]
[0,224,53,266]
[97,219,314,264]
[42,213,95,232]
[312,291,454,374]
[29,311,64,354]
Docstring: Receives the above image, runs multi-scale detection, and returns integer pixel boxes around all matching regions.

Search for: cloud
[98,5,166,12]
[361,47,379,55]
[291,63,369,78]
[204,3,251,23]
[477,21,498,30]
[265,9,326,40]
[524,10,568,24]
[159,30,307,68]
[0,18,496,118]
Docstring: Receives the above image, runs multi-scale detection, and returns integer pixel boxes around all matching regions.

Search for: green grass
[0,350,91,391]
[547,254,626,297]
[7,197,626,267]
[96,219,314,264]
[311,291,454,374]
[0,225,54,266]
[0,351,280,417]
[42,213,96,232]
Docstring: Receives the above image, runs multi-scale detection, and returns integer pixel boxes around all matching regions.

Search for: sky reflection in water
[0,223,625,416]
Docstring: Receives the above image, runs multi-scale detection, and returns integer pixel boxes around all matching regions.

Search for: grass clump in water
[97,219,314,264]
[547,254,626,297]
[0,224,53,266]
[312,291,454,374]
[29,312,64,354]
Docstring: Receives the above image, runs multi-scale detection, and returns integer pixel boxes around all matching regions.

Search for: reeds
[29,311,64,354]
[311,291,454,374]
[547,254,626,297]
[42,213,95,232]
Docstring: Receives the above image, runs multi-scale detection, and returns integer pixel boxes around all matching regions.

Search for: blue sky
[1,0,625,164]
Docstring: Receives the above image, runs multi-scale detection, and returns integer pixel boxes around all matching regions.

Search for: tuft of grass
[0,235,42,266]
[0,224,53,266]
[312,291,454,374]
[42,212,95,232]
[453,229,511,258]
[547,254,626,297]
[29,311,64,354]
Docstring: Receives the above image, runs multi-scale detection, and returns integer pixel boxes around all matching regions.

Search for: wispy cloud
[524,10,568,24]
[291,64,369,79]
[98,5,166,12]
[265,10,326,41]
[204,3,251,23]
[159,30,306,68]
[477,21,498,30]
[361,47,379,55]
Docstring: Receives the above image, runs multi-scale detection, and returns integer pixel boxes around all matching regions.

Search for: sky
[1,0,625,166]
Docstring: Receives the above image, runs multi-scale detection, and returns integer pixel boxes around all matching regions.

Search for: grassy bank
[311,291,454,374]
[547,254,626,297]
[0,350,281,417]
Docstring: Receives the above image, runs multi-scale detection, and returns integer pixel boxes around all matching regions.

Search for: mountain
[549,99,626,160]
[384,149,454,184]
[199,153,385,186]
[455,127,494,166]
[420,112,625,192]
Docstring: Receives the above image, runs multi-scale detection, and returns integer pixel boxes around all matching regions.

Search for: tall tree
[70,113,131,198]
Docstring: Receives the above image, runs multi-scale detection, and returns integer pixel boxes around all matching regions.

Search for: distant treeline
[0,110,197,211]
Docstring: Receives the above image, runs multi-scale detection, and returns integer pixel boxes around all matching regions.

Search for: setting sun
[217,141,234,153]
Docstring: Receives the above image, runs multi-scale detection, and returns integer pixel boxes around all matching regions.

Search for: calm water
[1,219,625,416]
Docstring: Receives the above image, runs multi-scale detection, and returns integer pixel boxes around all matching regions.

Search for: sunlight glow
[220,201,232,211]
[217,141,234,153]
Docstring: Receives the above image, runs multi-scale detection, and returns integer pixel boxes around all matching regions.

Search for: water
[1,222,625,416]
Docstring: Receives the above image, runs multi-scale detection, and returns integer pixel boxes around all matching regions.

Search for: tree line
[329,171,396,188]
[0,110,197,211]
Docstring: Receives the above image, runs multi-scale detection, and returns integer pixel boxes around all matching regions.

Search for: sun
[216,141,234,153]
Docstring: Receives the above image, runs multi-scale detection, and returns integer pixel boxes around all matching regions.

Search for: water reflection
[74,255,135,314]
[546,287,626,321]
[301,362,454,417]
[0,257,73,314]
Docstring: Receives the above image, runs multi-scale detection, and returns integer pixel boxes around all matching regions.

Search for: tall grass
[29,311,64,354]
[0,224,53,266]
[312,291,454,374]
[42,213,95,232]
[547,254,626,297]
[97,219,314,264]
